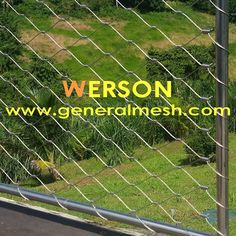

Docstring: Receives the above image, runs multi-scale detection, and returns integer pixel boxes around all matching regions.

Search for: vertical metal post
[216,0,229,235]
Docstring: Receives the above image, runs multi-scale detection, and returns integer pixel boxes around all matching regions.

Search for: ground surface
[0,200,134,236]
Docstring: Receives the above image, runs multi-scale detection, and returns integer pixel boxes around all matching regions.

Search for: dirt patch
[52,16,127,32]
[229,25,236,43]
[52,17,92,31]
[21,30,88,63]
[100,17,127,30]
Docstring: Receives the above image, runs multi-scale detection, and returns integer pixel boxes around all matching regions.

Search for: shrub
[147,45,215,105]
[191,0,215,15]
[0,154,31,184]
[229,80,236,132]
[0,118,32,183]
[0,0,22,9]
[119,0,166,12]
[48,0,166,17]
[230,0,236,23]
[84,0,115,12]
[28,55,64,94]
[48,0,83,17]
[146,45,216,163]
[178,0,236,23]
[185,129,216,165]
[16,0,51,17]
[0,11,21,72]
[48,0,114,17]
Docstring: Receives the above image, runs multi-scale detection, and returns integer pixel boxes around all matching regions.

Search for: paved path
[0,201,133,236]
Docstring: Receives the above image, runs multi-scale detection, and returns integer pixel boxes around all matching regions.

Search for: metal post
[216,0,229,235]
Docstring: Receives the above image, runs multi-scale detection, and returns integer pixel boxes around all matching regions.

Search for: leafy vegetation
[0,11,21,72]
[146,45,217,163]
[119,0,166,12]
[178,0,236,23]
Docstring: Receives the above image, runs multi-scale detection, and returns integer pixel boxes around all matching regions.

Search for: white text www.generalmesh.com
[4,105,231,120]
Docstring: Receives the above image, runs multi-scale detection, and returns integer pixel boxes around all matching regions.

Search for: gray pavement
[0,201,134,236]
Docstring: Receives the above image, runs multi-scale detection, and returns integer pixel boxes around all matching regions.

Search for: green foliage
[0,154,31,184]
[47,0,166,17]
[146,44,236,163]
[119,0,166,12]
[0,54,71,183]
[16,0,51,18]
[0,0,22,10]
[28,55,64,94]
[229,80,236,132]
[0,118,31,183]
[178,0,236,23]
[147,45,215,107]
[184,129,216,165]
[83,0,115,12]
[0,11,21,72]
[191,0,215,15]
[47,0,114,17]
[47,0,83,17]
[0,11,31,183]
[230,0,236,23]
[146,45,216,164]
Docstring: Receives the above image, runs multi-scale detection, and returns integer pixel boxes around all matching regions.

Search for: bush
[47,0,114,17]
[0,118,32,183]
[48,0,84,17]
[146,45,216,163]
[119,0,166,12]
[0,154,31,184]
[178,0,236,23]
[0,11,21,72]
[229,80,236,132]
[84,0,115,12]
[147,45,215,105]
[0,0,22,9]
[191,0,215,15]
[16,0,51,18]
[185,129,216,165]
[230,0,236,23]
[28,55,64,94]
[48,0,166,17]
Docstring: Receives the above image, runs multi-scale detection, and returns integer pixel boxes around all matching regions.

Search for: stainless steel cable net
[0,1,231,235]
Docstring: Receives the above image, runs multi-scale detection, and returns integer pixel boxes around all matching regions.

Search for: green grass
[15,0,236,84]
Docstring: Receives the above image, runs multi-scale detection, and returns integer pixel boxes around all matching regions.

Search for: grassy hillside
[1,133,236,234]
[17,1,236,83]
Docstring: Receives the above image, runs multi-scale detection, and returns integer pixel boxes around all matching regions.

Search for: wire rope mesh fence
[0,0,233,235]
